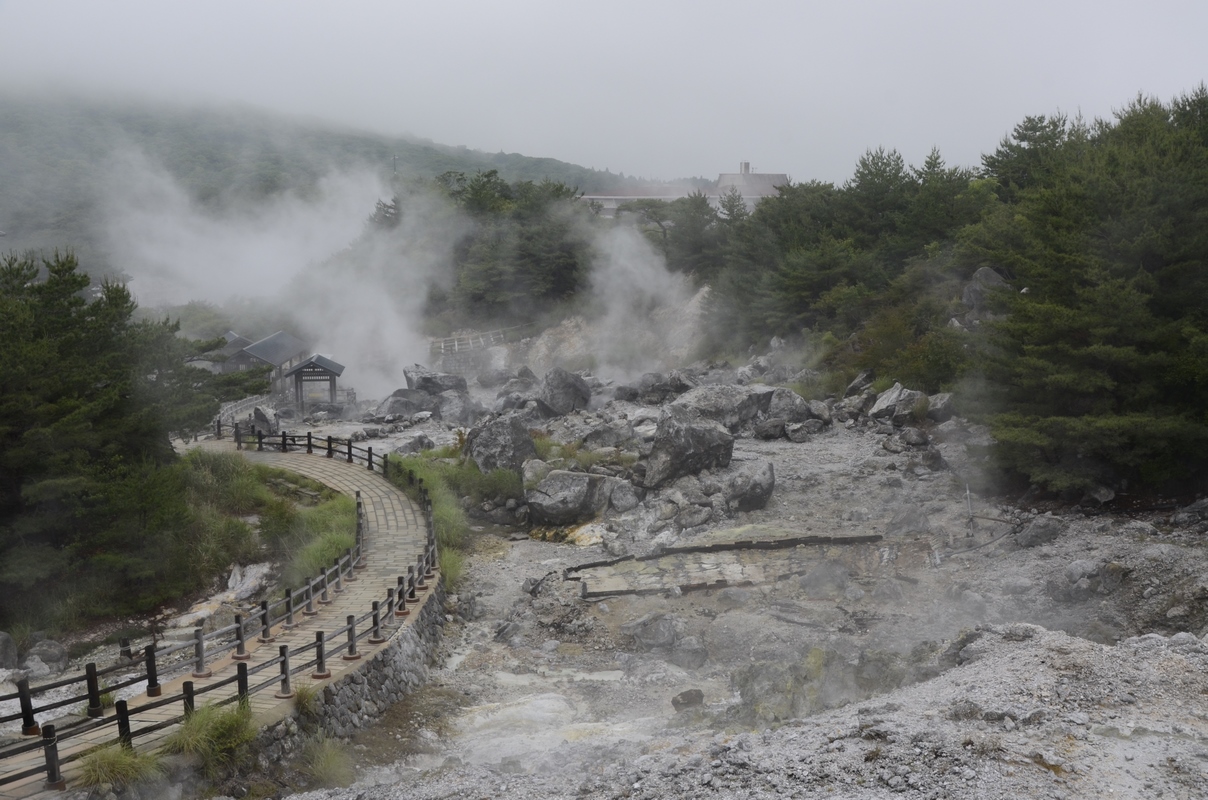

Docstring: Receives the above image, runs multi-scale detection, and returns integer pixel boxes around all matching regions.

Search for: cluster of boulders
[370,366,486,430]
[0,631,70,687]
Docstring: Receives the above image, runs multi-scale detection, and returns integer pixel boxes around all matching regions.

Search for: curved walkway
[4,442,432,799]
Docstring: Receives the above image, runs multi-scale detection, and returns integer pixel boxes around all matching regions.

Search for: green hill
[0,93,652,276]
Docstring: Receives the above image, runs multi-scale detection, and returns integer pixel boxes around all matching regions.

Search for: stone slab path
[1,442,433,799]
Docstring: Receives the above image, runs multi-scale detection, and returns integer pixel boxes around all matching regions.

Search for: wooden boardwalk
[1,442,434,799]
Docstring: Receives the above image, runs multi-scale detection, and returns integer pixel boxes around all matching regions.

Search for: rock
[927,392,955,422]
[676,504,713,529]
[609,481,642,513]
[525,471,615,525]
[754,418,786,440]
[767,387,811,423]
[785,420,823,442]
[806,400,832,424]
[376,388,439,418]
[466,415,538,473]
[404,365,468,394]
[891,389,927,427]
[868,383,906,421]
[25,639,68,674]
[643,407,734,489]
[722,460,776,511]
[522,459,553,487]
[495,376,540,403]
[436,390,482,427]
[394,433,436,455]
[672,688,705,711]
[636,371,698,404]
[1065,560,1099,584]
[885,506,930,536]
[477,368,514,388]
[1018,514,1065,547]
[540,367,591,415]
[900,427,929,447]
[582,418,634,450]
[22,655,50,679]
[0,632,16,670]
[621,613,684,651]
[669,384,772,432]
[844,369,875,398]
[612,385,640,402]
[962,266,1009,310]
[670,636,708,669]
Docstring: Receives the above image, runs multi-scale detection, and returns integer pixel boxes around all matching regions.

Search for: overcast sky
[1,0,1205,183]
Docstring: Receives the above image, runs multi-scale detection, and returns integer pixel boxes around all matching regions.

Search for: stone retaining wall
[255,580,447,768]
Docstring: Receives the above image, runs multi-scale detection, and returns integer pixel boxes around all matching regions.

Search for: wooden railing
[428,323,537,356]
[0,441,438,792]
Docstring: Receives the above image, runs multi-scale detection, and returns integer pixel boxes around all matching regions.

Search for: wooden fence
[0,434,437,792]
[428,323,537,356]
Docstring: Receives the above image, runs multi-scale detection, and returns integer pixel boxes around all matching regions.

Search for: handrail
[0,450,439,793]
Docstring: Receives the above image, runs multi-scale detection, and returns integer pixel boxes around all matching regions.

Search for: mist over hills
[0,93,671,277]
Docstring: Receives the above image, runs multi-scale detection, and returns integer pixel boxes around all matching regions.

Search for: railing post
[235,422,243,450]
[115,700,132,749]
[326,435,333,458]
[343,615,361,661]
[259,600,274,642]
[237,662,249,704]
[381,452,389,478]
[333,557,344,594]
[183,681,195,716]
[144,645,161,697]
[369,601,385,644]
[257,431,264,452]
[312,631,330,679]
[407,566,417,601]
[395,576,410,617]
[306,431,313,454]
[367,446,374,471]
[319,571,330,604]
[275,645,294,698]
[280,431,288,452]
[385,587,396,621]
[347,439,353,464]
[85,663,103,718]
[41,724,65,791]
[303,579,317,616]
[415,555,428,590]
[344,548,357,581]
[215,419,222,440]
[284,588,296,628]
[233,614,249,660]
[18,678,39,735]
[119,637,133,662]
[192,628,211,678]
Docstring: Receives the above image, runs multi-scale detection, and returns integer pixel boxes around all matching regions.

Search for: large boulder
[582,418,635,450]
[436,390,482,427]
[868,382,926,426]
[1018,514,1065,548]
[476,368,515,389]
[634,371,698,405]
[404,366,468,395]
[466,415,538,473]
[722,459,776,511]
[669,385,772,432]
[643,407,734,489]
[25,639,68,674]
[525,471,617,526]
[927,392,955,422]
[767,387,811,423]
[376,388,439,418]
[0,632,17,670]
[540,367,591,415]
[844,369,876,398]
[962,267,1009,311]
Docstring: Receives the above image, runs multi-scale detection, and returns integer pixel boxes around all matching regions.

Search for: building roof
[716,172,789,197]
[242,331,309,367]
[284,353,345,378]
[217,332,253,358]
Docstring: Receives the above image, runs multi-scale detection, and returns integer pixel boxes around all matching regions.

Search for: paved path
[2,442,433,799]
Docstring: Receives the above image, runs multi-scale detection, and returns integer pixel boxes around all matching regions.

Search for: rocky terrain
[261,350,1208,800]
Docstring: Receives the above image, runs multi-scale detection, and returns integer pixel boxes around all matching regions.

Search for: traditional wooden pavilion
[283,354,346,412]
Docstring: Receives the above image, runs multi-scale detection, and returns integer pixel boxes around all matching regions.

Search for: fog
[1,1,1205,183]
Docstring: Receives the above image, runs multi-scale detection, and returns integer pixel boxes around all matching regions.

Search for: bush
[300,736,354,788]
[293,682,321,718]
[159,703,255,778]
[78,744,162,788]
[439,548,465,590]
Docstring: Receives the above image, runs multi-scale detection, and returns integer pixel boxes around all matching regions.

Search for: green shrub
[439,548,465,590]
[159,702,255,777]
[300,736,354,788]
[293,682,321,718]
[530,432,556,461]
[284,529,355,587]
[78,744,162,788]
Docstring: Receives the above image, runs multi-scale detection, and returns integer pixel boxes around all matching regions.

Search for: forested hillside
[0,93,659,277]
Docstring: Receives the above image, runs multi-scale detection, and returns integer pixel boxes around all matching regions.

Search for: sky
[1,0,1205,184]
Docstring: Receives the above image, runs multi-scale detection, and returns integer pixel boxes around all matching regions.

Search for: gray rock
[885,506,930,536]
[476,368,514,388]
[466,414,538,473]
[722,460,776,511]
[1065,559,1099,584]
[669,636,708,670]
[582,418,634,450]
[927,392,955,422]
[672,688,705,711]
[540,367,591,415]
[643,407,734,489]
[754,418,786,440]
[962,266,1009,310]
[436,390,482,427]
[868,383,906,421]
[0,632,16,670]
[800,561,849,598]
[1018,514,1065,547]
[767,387,811,423]
[404,366,468,394]
[900,427,929,446]
[785,420,824,442]
[636,370,698,404]
[676,504,714,529]
[394,433,435,455]
[25,640,67,674]
[621,613,684,651]
[806,400,832,424]
[669,384,771,432]
[891,389,928,427]
[525,471,615,525]
[844,369,876,398]
[375,388,439,418]
[609,481,641,513]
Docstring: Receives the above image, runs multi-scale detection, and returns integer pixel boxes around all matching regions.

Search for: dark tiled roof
[243,331,308,367]
[284,353,345,378]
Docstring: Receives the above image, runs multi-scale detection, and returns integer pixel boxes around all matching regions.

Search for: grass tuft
[293,682,321,718]
[78,744,163,788]
[300,736,354,788]
[159,702,256,777]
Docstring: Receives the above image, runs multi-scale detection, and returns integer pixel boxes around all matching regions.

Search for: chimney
[740,161,750,174]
